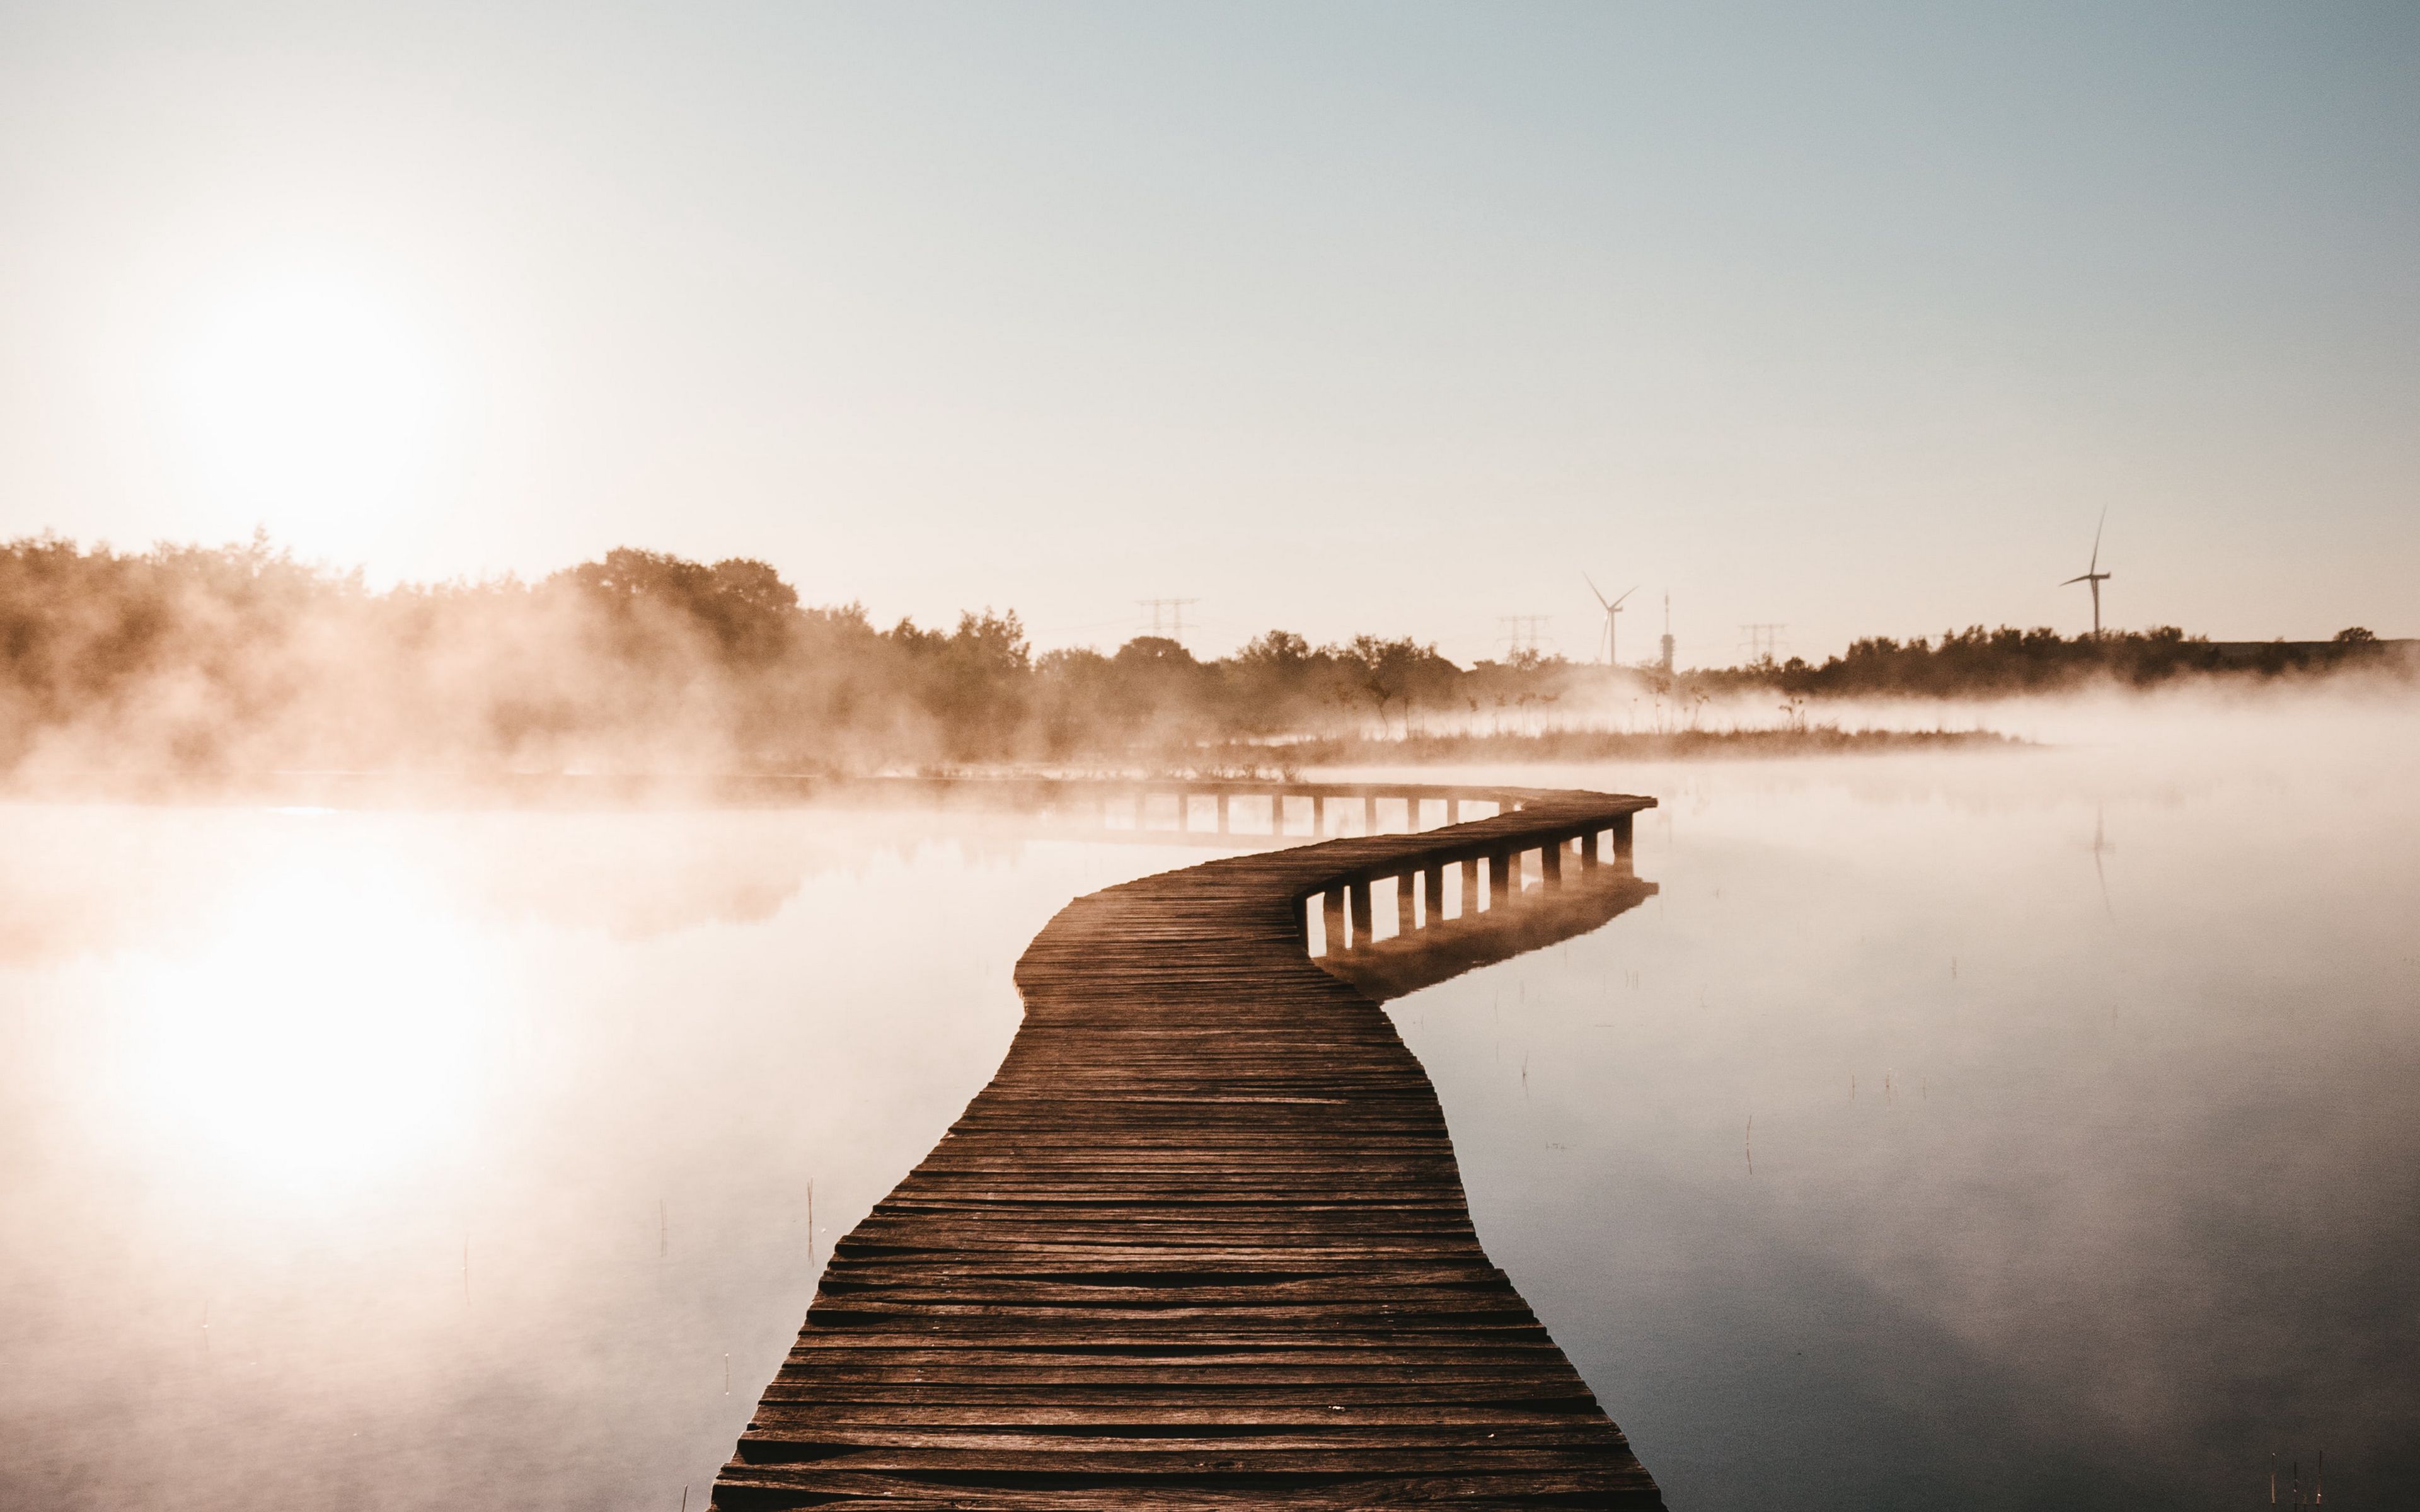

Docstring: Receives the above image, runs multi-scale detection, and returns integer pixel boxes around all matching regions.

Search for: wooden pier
[713,785,1664,1509]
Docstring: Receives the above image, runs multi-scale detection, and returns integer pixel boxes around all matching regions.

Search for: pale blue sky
[3,2,2414,662]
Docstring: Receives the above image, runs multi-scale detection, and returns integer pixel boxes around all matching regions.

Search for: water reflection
[0,803,1267,1511]
[7,701,2416,1509]
[124,854,500,1184]
[1319,856,1659,1002]
[1362,703,2420,1509]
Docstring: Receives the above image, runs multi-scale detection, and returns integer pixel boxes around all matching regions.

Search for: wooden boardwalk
[713,788,1664,1509]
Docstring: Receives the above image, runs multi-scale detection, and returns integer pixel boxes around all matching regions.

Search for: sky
[2,1,2414,665]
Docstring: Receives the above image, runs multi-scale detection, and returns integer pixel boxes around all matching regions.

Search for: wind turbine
[1584,576,1639,665]
[2061,510,2113,637]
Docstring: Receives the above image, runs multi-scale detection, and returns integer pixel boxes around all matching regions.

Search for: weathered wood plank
[711,786,1662,1509]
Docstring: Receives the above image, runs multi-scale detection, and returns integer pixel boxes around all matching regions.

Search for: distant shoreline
[1202,725,2022,769]
[0,729,2020,810]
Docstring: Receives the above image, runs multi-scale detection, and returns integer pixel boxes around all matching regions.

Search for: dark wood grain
[713,788,1664,1509]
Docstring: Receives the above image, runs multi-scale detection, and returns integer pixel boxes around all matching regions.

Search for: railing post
[1613,811,1635,869]
[1322,887,1347,951]
[1424,865,1444,923]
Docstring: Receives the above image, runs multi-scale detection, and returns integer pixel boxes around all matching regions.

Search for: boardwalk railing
[714,782,1666,1509]
[1303,805,1635,956]
[1309,820,1658,1006]
[44,771,1527,832]
[839,776,1535,840]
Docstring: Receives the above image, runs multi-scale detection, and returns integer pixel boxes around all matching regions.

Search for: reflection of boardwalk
[1318,859,1659,1005]
[714,789,1664,1509]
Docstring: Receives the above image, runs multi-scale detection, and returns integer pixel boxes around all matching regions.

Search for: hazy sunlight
[125,835,498,1188]
[166,275,449,537]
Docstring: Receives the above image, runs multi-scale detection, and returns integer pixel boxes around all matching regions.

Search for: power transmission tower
[1136,598,1199,643]
[1497,615,1552,658]
[1738,623,1789,664]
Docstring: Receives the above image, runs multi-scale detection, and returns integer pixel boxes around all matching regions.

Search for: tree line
[0,535,1598,776]
[3,535,2400,779]
[1694,623,2400,698]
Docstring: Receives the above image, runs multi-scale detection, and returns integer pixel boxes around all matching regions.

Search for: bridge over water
[712,781,1665,1509]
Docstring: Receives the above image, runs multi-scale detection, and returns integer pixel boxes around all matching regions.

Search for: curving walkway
[713,786,1664,1509]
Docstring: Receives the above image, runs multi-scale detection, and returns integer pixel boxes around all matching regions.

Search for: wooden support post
[1460,857,1478,915]
[1404,796,1422,831]
[1322,888,1347,952]
[1396,874,1415,935]
[1174,791,1188,833]
[1270,793,1287,836]
[1364,795,1379,833]
[1216,792,1230,834]
[1487,854,1511,910]
[1579,829,1600,869]
[1446,796,1460,825]
[1348,879,1373,944]
[1424,865,1444,924]
[1312,794,1326,834]
[1541,839,1562,885]
[1613,811,1635,868]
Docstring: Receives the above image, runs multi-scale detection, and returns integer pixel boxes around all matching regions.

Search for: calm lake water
[3,696,2413,1508]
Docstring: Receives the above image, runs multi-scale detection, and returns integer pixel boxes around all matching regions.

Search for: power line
[1136,597,1199,643]
[1497,614,1553,656]
[1737,622,1789,663]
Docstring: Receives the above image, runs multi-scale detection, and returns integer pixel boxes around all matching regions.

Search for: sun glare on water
[125,837,502,1189]
[167,274,452,542]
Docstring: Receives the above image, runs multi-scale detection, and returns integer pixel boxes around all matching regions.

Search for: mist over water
[2,692,2412,1508]
[0,806,1255,1509]
[7,0,2414,1501]
[1373,693,2420,1508]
